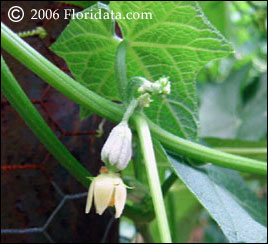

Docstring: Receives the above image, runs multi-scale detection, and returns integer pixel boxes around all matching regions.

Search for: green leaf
[199,64,250,138]
[203,137,267,162]
[237,72,267,140]
[203,221,228,243]
[50,3,120,101]
[199,1,230,37]
[112,1,232,140]
[51,1,233,140]
[169,155,267,243]
[199,63,267,141]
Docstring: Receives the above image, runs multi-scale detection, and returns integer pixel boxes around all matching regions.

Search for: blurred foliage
[199,1,267,140]
[197,2,267,242]
[198,1,267,83]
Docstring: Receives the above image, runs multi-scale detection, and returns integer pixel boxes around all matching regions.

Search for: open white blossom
[101,121,132,171]
[85,172,127,218]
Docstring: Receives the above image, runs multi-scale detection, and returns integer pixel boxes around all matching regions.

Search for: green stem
[1,22,267,176]
[122,99,138,122]
[214,147,267,155]
[162,173,177,197]
[115,40,129,104]
[134,114,172,243]
[148,121,267,176]
[1,56,91,188]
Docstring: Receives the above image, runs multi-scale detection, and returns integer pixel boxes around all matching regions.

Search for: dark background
[1,1,119,243]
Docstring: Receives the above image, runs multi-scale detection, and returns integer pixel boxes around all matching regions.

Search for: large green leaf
[199,1,230,37]
[199,64,249,138]
[50,3,119,100]
[237,72,267,140]
[112,1,232,140]
[169,155,267,243]
[199,64,267,140]
[51,1,232,140]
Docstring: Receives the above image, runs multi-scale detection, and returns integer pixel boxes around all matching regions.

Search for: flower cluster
[138,76,171,95]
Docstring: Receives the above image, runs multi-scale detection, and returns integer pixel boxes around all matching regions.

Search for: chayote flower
[85,172,127,218]
[101,121,132,171]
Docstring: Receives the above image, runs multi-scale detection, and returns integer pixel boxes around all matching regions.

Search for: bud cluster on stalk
[85,75,171,218]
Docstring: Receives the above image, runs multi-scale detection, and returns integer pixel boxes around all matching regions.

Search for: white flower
[85,172,127,218]
[101,121,132,171]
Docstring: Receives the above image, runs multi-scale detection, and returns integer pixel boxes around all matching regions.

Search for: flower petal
[85,180,95,214]
[94,177,114,215]
[114,184,127,218]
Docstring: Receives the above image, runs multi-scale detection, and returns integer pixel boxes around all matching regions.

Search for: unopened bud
[138,76,171,95]
[101,121,132,171]
[138,93,153,108]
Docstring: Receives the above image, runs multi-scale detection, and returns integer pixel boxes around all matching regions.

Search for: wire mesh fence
[1,1,119,242]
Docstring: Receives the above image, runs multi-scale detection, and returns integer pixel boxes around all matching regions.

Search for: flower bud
[101,121,132,171]
[138,76,171,95]
[85,172,127,218]
[138,93,153,108]
[157,76,171,95]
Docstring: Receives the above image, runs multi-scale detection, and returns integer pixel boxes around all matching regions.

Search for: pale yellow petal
[114,184,127,218]
[85,180,95,214]
[94,177,114,215]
